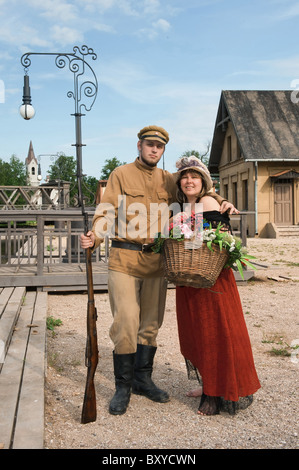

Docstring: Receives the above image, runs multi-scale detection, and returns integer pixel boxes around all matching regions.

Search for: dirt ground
[44,237,299,450]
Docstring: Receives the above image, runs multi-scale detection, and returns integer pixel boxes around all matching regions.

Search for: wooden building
[209,90,299,237]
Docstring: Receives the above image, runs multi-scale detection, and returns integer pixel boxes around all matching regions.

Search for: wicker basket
[162,238,229,288]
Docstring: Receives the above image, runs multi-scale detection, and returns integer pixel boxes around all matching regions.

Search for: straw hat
[175,155,213,192]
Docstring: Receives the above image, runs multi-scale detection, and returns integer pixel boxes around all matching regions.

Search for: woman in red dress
[174,156,261,415]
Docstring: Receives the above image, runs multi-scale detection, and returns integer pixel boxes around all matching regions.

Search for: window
[223,183,228,200]
[233,182,238,208]
[242,180,248,210]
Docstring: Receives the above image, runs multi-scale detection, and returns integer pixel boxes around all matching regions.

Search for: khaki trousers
[108,270,168,354]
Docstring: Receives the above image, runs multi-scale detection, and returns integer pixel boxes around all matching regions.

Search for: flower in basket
[152,212,192,252]
[173,211,203,238]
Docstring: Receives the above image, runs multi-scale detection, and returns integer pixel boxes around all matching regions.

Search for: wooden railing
[0,184,71,211]
[0,210,107,271]
[230,211,255,246]
[0,210,255,289]
[0,210,254,266]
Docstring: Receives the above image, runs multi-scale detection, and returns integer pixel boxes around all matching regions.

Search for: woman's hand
[219,201,239,214]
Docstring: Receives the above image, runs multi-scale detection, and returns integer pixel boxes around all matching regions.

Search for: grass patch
[47,316,63,335]
[269,347,290,357]
[262,333,293,357]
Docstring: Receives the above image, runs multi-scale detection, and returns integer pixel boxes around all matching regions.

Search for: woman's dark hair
[176,169,208,206]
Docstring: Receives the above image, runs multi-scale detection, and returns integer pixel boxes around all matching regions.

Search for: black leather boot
[132,344,170,403]
[109,351,136,415]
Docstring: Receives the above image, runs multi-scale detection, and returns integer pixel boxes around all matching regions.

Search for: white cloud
[144,0,160,14]
[77,0,138,16]
[257,56,299,79]
[155,18,170,32]
[50,25,84,46]
[274,2,299,20]
[0,20,52,48]
[77,0,117,13]
[136,18,171,40]
[26,0,78,22]
[93,23,116,33]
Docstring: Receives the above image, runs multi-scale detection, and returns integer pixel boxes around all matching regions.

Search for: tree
[100,157,126,180]
[181,142,211,167]
[82,175,99,205]
[47,154,77,204]
[48,154,102,206]
[48,154,77,184]
[0,155,27,185]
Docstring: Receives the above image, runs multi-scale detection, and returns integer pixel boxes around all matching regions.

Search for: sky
[1,0,299,182]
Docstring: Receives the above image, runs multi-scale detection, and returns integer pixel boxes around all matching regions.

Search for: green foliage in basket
[202,222,256,280]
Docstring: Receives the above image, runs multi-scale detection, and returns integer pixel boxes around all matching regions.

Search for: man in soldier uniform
[80,125,236,415]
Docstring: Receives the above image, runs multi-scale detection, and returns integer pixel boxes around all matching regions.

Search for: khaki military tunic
[92,157,177,278]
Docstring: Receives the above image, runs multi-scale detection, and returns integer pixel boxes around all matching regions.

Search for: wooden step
[0,287,26,372]
[276,226,299,237]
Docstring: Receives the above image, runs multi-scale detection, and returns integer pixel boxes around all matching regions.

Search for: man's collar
[135,157,157,172]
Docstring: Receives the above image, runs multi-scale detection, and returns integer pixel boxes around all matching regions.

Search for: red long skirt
[176,268,261,402]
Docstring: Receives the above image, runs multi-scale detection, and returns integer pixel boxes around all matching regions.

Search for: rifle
[81,212,99,424]
[75,113,99,424]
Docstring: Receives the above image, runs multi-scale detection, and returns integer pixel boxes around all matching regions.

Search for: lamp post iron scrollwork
[20,45,98,208]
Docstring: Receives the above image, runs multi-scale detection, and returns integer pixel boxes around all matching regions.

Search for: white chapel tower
[25,141,40,187]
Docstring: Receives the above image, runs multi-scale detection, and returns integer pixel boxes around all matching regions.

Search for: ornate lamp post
[20,46,99,424]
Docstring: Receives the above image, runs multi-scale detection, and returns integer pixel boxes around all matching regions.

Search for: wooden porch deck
[0,261,253,293]
[0,262,109,292]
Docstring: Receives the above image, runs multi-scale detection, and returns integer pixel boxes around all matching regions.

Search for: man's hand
[80,231,95,249]
[220,201,239,215]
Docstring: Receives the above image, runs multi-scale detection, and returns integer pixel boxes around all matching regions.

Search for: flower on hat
[176,156,211,178]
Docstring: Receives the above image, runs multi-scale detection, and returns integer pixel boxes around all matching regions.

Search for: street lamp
[20,45,99,424]
[19,74,35,120]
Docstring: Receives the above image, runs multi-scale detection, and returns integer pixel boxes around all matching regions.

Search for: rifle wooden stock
[81,245,99,424]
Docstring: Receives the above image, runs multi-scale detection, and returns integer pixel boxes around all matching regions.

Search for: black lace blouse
[203,210,232,232]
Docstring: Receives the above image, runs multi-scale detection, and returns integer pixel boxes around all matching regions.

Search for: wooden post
[240,213,247,246]
[36,215,44,276]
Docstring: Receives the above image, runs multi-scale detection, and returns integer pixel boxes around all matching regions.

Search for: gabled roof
[209,90,299,173]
